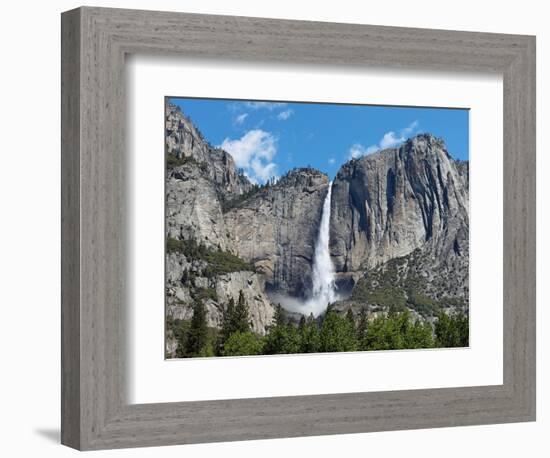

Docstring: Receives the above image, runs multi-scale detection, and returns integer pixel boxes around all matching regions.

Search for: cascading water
[304,181,337,316]
[268,182,338,317]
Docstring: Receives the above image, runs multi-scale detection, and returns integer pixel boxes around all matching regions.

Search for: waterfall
[267,182,338,317]
[305,181,337,316]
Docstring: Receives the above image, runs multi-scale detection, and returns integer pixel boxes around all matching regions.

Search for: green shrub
[166,153,198,169]
[165,317,191,358]
[220,185,263,212]
[360,310,434,351]
[405,319,435,349]
[319,308,358,352]
[299,315,321,353]
[263,322,301,354]
[197,342,216,357]
[166,237,186,253]
[222,331,264,356]
[192,287,218,302]
[438,296,467,308]
[407,291,441,316]
[166,236,253,275]
[350,251,465,318]
[352,277,407,311]
[166,315,219,358]
[435,311,469,347]
[203,250,254,276]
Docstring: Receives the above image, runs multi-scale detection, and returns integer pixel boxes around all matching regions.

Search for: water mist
[274,182,338,317]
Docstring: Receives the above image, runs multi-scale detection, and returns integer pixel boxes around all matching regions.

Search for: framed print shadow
[61,6,536,451]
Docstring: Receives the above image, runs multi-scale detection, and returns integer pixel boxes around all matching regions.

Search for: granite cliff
[166,104,252,196]
[330,134,469,318]
[225,168,329,298]
[165,104,275,346]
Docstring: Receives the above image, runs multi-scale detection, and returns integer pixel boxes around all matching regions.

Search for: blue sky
[169,97,469,184]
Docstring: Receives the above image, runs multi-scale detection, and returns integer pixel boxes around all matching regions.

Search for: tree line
[167,291,469,358]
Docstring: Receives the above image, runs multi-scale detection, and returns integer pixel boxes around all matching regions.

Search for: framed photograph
[163,97,470,360]
[61,6,536,450]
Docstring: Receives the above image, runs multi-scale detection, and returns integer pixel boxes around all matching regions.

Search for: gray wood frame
[61,6,536,451]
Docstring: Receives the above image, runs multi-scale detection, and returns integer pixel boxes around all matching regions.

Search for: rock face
[330,134,469,314]
[331,134,469,271]
[225,169,329,298]
[165,104,277,339]
[214,272,275,332]
[166,163,231,250]
[166,250,274,334]
[166,104,251,196]
[165,103,254,251]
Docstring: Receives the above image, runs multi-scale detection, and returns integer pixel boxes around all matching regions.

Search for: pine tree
[346,309,355,333]
[273,304,286,326]
[357,309,368,345]
[406,319,434,349]
[218,297,236,353]
[233,290,251,333]
[298,315,306,333]
[222,331,264,356]
[435,311,469,347]
[361,310,431,351]
[263,304,300,354]
[320,308,358,352]
[186,299,208,356]
[300,313,321,353]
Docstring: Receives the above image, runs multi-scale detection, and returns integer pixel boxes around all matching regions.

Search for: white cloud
[365,145,379,155]
[348,143,379,159]
[378,121,420,149]
[250,158,278,182]
[243,101,287,111]
[379,131,403,149]
[401,120,419,136]
[277,109,294,121]
[348,143,368,159]
[348,121,419,160]
[234,113,248,125]
[328,157,336,165]
[219,129,278,184]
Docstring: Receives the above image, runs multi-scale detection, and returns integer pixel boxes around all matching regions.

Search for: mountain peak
[331,130,469,274]
[166,103,253,197]
[404,133,449,156]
